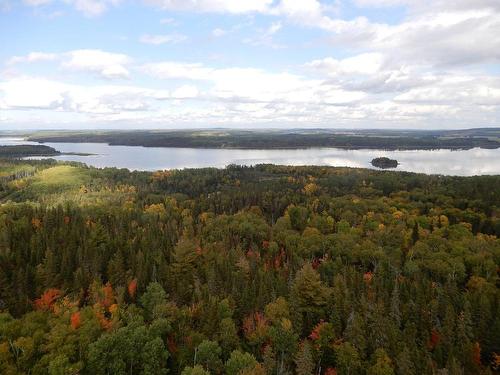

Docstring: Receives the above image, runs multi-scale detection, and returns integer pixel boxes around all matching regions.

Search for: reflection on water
[1,137,499,176]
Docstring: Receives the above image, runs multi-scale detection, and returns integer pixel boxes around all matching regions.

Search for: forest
[26,128,500,150]
[0,159,499,374]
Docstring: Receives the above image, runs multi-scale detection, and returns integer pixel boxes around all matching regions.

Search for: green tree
[334,342,361,375]
[287,205,309,232]
[195,340,222,373]
[225,350,258,375]
[140,282,168,321]
[368,349,394,375]
[290,264,331,333]
[87,321,169,375]
[294,340,315,375]
[218,318,240,359]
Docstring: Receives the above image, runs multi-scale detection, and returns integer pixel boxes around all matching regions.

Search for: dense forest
[26,128,500,150]
[0,159,499,374]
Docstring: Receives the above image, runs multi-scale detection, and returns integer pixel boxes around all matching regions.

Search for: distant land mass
[24,128,500,150]
[0,145,60,157]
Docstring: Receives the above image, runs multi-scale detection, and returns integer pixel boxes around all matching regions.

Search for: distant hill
[26,128,500,150]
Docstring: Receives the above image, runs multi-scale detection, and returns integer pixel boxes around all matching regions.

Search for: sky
[0,0,499,130]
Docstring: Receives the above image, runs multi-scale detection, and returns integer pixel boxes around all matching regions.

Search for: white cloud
[267,21,282,35]
[23,0,121,16]
[243,21,284,48]
[172,85,199,99]
[0,77,68,109]
[142,60,365,105]
[7,52,58,65]
[306,53,385,76]
[61,49,131,79]
[294,4,500,69]
[354,0,500,12]
[272,0,323,23]
[212,28,226,37]
[0,76,170,114]
[5,49,132,80]
[160,17,177,25]
[143,0,273,14]
[142,62,214,80]
[395,76,500,106]
[139,33,187,45]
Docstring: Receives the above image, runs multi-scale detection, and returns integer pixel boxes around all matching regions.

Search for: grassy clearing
[29,165,91,195]
[0,162,137,207]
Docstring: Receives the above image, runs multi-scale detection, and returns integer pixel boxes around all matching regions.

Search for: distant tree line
[28,129,500,150]
[0,145,60,157]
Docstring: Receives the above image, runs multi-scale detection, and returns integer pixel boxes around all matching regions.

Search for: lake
[1,137,499,176]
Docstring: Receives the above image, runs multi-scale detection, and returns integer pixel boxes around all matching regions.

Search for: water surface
[1,137,499,176]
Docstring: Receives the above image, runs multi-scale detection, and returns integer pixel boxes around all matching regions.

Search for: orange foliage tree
[34,289,62,311]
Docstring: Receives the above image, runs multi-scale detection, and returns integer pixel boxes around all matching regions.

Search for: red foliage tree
[34,289,62,311]
[363,271,373,284]
[167,336,178,354]
[472,342,481,366]
[243,311,269,343]
[127,279,137,299]
[102,282,114,308]
[427,329,441,350]
[70,311,81,329]
[95,309,113,330]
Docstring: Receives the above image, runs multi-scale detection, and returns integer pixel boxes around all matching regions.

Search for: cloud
[22,0,121,16]
[306,53,385,76]
[61,49,131,79]
[291,3,500,70]
[345,9,500,68]
[2,71,498,128]
[142,60,365,105]
[212,28,226,37]
[160,17,177,25]
[0,77,69,109]
[139,33,187,45]
[142,62,214,80]
[272,0,323,23]
[0,76,170,113]
[143,0,273,14]
[243,21,284,48]
[354,0,500,12]
[7,52,58,65]
[5,49,132,80]
[304,53,434,95]
[394,76,500,106]
[172,85,199,99]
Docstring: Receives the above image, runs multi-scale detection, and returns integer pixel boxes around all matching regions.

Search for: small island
[371,156,399,169]
[0,145,61,157]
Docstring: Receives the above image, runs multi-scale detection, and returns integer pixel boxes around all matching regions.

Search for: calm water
[1,137,499,176]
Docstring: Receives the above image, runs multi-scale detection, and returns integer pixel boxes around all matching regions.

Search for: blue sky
[1,0,499,129]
